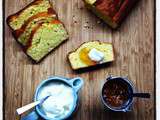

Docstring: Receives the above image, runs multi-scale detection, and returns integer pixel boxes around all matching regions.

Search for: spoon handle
[16,101,40,115]
[132,93,150,98]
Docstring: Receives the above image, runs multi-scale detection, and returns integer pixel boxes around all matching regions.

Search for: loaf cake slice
[14,12,57,46]
[25,20,69,62]
[68,41,114,70]
[83,0,138,28]
[7,0,54,30]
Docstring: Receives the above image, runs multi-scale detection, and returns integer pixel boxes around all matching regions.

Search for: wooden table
[4,0,155,120]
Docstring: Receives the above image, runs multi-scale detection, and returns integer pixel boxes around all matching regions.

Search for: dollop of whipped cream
[37,82,74,119]
[88,48,104,62]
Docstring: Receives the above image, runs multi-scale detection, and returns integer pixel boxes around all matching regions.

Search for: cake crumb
[97,20,101,24]
[84,25,90,29]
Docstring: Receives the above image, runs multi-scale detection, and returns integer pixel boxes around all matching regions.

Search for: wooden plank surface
[4,0,155,120]
[157,0,160,119]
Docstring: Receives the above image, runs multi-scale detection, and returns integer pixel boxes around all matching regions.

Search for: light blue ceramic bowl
[21,76,84,120]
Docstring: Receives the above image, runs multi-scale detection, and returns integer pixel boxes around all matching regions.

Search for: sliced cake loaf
[7,0,54,30]
[68,41,114,70]
[25,20,69,62]
[14,12,57,46]
[7,0,69,62]
[83,0,138,28]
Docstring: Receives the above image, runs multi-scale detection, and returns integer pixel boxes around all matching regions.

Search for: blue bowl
[21,76,83,120]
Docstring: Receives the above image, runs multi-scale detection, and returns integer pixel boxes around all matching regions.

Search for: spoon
[114,92,150,98]
[130,93,150,98]
[16,95,51,115]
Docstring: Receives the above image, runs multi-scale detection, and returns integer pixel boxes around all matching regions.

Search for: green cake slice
[14,12,56,46]
[7,0,54,30]
[25,20,69,62]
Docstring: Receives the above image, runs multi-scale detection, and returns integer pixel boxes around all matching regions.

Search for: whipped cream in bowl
[34,77,83,120]
[37,82,75,119]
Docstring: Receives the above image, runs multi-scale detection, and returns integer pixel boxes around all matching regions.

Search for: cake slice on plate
[83,0,138,28]
[68,41,115,70]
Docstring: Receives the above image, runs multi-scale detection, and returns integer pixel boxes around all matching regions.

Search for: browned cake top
[95,0,125,18]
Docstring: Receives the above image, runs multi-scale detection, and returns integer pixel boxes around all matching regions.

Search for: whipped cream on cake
[88,48,104,62]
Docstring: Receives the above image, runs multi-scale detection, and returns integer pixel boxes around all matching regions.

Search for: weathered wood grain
[4,0,155,120]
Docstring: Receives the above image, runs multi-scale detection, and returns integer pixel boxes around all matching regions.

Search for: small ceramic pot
[21,76,84,120]
[101,75,134,112]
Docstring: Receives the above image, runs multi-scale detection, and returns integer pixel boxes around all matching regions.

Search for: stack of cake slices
[7,0,69,62]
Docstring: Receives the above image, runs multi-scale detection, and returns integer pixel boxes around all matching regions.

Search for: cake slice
[68,41,114,70]
[25,20,69,62]
[83,0,138,28]
[13,12,57,46]
[7,0,54,30]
